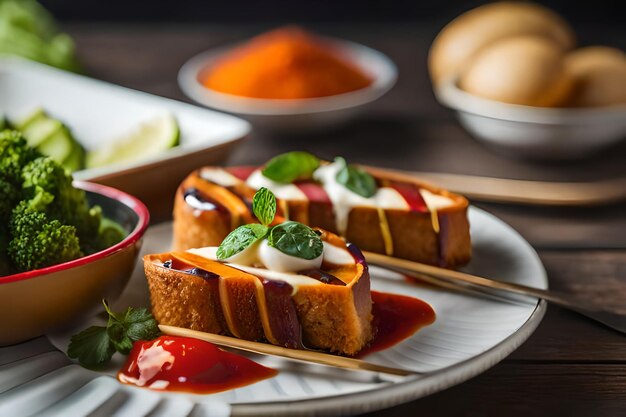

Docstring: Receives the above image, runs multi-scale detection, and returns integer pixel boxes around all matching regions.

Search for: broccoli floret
[21,156,101,244]
[8,201,82,272]
[0,177,20,224]
[0,226,13,276]
[0,130,39,183]
[0,130,122,273]
[96,217,126,252]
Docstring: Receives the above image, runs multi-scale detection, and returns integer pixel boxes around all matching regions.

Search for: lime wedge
[86,114,179,169]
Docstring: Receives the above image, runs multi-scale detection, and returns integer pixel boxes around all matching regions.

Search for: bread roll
[565,46,626,107]
[429,2,575,85]
[459,36,573,107]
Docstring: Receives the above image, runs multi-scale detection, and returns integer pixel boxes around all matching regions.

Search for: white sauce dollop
[257,239,322,272]
[186,237,354,290]
[313,161,408,235]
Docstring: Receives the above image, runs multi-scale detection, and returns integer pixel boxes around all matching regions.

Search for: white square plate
[0,58,251,216]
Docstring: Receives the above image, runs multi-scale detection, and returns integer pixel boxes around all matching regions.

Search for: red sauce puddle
[118,292,433,392]
[118,335,276,394]
[357,291,436,357]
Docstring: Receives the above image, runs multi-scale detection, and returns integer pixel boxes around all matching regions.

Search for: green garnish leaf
[67,299,161,368]
[267,221,323,260]
[216,223,269,260]
[252,187,276,226]
[67,325,115,369]
[335,157,377,198]
[124,307,162,342]
[104,300,160,355]
[262,151,320,183]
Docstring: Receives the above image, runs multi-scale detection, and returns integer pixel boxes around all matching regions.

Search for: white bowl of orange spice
[178,26,397,131]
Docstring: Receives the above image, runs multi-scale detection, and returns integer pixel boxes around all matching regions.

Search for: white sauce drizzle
[420,189,455,210]
[200,167,241,187]
[246,170,307,201]
[322,241,354,265]
[313,161,408,235]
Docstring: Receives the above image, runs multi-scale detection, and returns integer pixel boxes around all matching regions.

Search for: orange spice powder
[201,27,373,99]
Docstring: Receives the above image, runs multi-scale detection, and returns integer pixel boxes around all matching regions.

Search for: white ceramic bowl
[178,39,397,131]
[435,77,626,160]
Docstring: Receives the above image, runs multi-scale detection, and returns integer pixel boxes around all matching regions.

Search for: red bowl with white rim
[0,181,149,345]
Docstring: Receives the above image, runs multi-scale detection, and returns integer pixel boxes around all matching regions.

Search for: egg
[428,1,575,85]
[564,46,626,107]
[459,36,573,107]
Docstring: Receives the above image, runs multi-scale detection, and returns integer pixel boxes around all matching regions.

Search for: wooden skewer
[363,251,626,335]
[406,171,626,206]
[364,166,626,206]
[159,325,419,377]
[363,251,554,302]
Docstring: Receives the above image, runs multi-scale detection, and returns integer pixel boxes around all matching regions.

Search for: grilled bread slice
[144,231,373,356]
[174,163,471,268]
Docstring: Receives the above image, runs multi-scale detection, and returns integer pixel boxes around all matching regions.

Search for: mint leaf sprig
[217,187,275,260]
[261,151,320,183]
[335,157,378,198]
[67,300,160,368]
[217,188,323,261]
[252,187,276,226]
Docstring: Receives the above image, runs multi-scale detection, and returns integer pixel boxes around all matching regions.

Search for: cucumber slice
[37,126,73,165]
[22,118,63,148]
[63,141,86,173]
[16,108,45,130]
[86,114,179,169]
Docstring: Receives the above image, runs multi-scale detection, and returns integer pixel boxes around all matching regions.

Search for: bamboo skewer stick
[363,251,626,334]
[363,166,626,206]
[159,325,420,377]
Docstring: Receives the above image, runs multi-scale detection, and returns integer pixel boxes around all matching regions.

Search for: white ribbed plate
[1,207,547,416]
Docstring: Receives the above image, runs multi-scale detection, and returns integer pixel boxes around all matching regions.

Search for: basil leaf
[335,157,377,198]
[267,221,323,260]
[67,325,115,369]
[252,187,276,226]
[262,151,320,183]
[216,223,269,260]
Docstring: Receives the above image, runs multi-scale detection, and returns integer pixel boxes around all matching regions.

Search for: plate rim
[231,301,546,416]
[229,205,548,416]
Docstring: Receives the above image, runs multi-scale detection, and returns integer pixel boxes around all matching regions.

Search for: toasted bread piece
[144,237,373,355]
[173,164,471,267]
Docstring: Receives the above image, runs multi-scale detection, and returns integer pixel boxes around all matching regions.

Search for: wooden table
[67,23,626,416]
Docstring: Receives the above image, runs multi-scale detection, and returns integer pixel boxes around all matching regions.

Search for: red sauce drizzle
[358,291,436,357]
[118,335,277,394]
[388,182,428,213]
[294,181,332,203]
[226,166,256,181]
